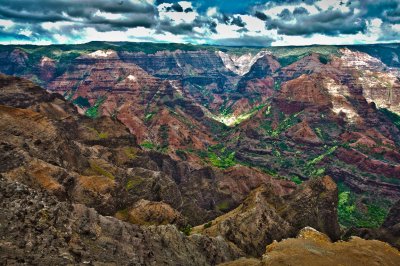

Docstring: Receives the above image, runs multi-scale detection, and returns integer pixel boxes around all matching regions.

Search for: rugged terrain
[1,41,400,264]
[221,227,400,266]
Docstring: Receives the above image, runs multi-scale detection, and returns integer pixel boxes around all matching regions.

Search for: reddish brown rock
[286,120,322,145]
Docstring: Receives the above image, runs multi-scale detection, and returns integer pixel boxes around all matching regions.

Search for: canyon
[1,42,400,264]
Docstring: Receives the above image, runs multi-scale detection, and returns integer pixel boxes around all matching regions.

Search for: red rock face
[279,53,329,80]
[286,120,322,145]
[38,57,56,82]
[48,50,216,161]
[276,74,332,114]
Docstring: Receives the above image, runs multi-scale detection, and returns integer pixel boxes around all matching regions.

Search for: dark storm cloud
[214,34,274,47]
[385,8,400,23]
[354,0,399,20]
[267,8,367,36]
[293,7,309,16]
[254,11,269,21]
[222,15,246,27]
[231,16,246,27]
[0,7,67,22]
[157,20,194,35]
[278,9,293,20]
[90,14,156,29]
[165,3,184,12]
[0,0,157,27]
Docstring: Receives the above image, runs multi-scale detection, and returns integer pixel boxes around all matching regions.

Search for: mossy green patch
[206,144,236,168]
[291,176,303,185]
[180,224,192,236]
[140,141,155,150]
[86,127,109,140]
[89,161,115,180]
[380,108,400,130]
[216,201,230,211]
[203,221,212,229]
[85,95,107,119]
[126,176,144,190]
[261,111,300,137]
[73,96,91,108]
[338,182,390,228]
[124,147,138,159]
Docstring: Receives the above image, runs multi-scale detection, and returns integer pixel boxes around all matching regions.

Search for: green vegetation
[209,151,236,168]
[203,221,212,229]
[159,124,170,152]
[219,99,234,117]
[273,80,281,91]
[85,95,107,118]
[380,108,400,130]
[89,161,115,180]
[216,201,230,211]
[140,141,156,150]
[124,147,138,159]
[125,176,144,190]
[73,96,91,108]
[303,145,337,177]
[269,46,339,67]
[144,112,156,122]
[306,146,337,167]
[175,149,188,160]
[261,111,300,137]
[290,176,303,185]
[64,89,76,101]
[180,224,192,236]
[97,132,108,139]
[206,144,236,168]
[318,54,330,64]
[86,127,108,140]
[338,182,389,228]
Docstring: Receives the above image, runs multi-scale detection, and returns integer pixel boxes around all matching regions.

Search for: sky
[0,0,399,46]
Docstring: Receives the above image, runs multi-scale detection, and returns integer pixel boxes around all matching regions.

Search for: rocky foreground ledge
[0,176,242,265]
[221,227,400,266]
[1,176,399,265]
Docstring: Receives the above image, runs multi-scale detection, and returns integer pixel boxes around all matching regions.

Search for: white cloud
[158,2,198,25]
[178,1,193,10]
[41,21,75,31]
[206,7,218,17]
[0,19,15,29]
[94,10,124,20]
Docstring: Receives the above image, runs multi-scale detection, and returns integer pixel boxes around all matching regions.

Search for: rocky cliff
[1,42,400,234]
[221,227,400,266]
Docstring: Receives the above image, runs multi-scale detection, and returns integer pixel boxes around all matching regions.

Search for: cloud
[278,9,293,20]
[254,11,269,21]
[293,7,309,16]
[213,34,274,47]
[166,3,183,12]
[222,15,246,27]
[0,0,399,46]
[265,4,367,36]
[0,0,157,27]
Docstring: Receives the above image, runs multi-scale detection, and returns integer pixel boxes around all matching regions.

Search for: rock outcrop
[0,176,243,265]
[221,227,400,266]
[193,176,340,257]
